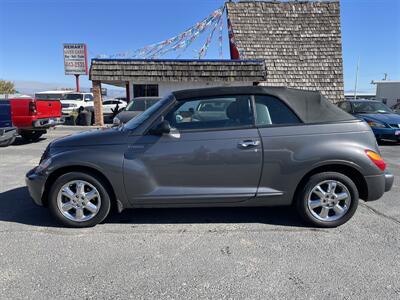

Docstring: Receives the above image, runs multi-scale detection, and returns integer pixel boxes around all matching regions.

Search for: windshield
[353,102,393,114]
[61,93,83,101]
[35,93,65,100]
[124,96,171,130]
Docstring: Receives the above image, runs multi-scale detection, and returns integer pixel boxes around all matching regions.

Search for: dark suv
[26,87,394,228]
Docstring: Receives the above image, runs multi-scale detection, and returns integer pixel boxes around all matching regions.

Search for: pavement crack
[360,203,400,226]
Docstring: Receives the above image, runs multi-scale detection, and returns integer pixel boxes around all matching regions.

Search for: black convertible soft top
[172,86,356,124]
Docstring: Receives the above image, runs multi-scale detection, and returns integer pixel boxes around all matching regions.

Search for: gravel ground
[0,126,399,299]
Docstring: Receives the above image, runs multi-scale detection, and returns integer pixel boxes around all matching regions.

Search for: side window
[164,95,253,131]
[254,95,301,126]
[85,94,93,101]
[133,100,146,111]
[338,102,352,113]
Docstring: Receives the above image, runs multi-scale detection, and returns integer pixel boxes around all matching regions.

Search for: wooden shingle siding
[226,1,344,102]
[90,59,267,83]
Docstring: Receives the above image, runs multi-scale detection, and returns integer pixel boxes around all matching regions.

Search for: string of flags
[97,6,226,60]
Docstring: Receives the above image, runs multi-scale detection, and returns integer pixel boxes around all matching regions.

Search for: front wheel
[48,172,111,227]
[295,172,359,228]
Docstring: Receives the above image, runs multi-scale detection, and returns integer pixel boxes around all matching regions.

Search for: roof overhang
[89,58,267,83]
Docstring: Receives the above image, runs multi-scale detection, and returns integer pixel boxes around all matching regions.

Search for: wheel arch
[293,163,368,202]
[42,165,119,210]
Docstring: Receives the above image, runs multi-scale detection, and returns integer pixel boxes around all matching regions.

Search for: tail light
[29,100,37,115]
[365,150,386,171]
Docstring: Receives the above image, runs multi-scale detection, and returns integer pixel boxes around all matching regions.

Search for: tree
[0,80,16,94]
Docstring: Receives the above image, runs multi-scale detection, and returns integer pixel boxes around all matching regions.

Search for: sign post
[63,43,88,92]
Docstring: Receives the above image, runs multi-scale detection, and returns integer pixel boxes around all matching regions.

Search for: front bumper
[0,126,17,142]
[32,117,64,128]
[364,170,394,201]
[371,127,400,141]
[25,168,47,206]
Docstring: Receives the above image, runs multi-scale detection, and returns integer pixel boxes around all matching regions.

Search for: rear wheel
[48,172,111,227]
[20,130,46,142]
[296,172,359,228]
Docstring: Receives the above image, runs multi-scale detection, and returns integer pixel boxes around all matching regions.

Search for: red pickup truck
[10,96,64,141]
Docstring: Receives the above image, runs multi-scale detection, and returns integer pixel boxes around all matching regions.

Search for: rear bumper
[25,168,47,206]
[364,170,394,201]
[32,117,64,128]
[0,126,17,142]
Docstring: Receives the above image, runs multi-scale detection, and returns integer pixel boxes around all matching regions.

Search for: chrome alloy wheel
[307,180,351,222]
[57,180,101,222]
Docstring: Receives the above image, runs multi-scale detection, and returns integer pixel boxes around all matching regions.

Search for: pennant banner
[97,6,225,60]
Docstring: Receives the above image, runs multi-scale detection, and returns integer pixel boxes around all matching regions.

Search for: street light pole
[354,58,360,100]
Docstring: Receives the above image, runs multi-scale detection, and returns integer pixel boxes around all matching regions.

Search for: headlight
[113,117,121,126]
[36,158,52,173]
[367,121,386,128]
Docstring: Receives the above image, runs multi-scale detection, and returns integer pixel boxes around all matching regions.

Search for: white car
[60,93,94,115]
[102,99,127,115]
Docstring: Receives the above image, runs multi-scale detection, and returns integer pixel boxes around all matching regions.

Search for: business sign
[63,43,88,75]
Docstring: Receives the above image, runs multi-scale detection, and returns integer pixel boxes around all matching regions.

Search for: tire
[20,130,46,142]
[0,136,16,147]
[48,172,111,228]
[295,172,359,228]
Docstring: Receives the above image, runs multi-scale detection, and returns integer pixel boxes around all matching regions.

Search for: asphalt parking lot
[0,126,399,299]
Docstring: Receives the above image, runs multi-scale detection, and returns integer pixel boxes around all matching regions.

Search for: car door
[123,95,263,205]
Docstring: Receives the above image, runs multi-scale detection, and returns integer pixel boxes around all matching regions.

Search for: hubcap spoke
[61,187,75,200]
[85,202,98,214]
[309,200,323,209]
[336,192,348,201]
[327,181,337,193]
[85,190,98,201]
[76,181,85,196]
[319,207,330,219]
[333,204,345,215]
[75,207,84,220]
[314,186,326,199]
[62,202,74,212]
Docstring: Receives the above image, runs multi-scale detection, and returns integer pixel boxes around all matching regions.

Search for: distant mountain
[12,80,125,98]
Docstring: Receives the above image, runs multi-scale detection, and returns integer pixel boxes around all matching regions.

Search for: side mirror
[150,120,171,135]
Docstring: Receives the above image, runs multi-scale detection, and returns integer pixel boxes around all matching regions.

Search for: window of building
[164,95,253,131]
[134,84,159,97]
[254,95,301,126]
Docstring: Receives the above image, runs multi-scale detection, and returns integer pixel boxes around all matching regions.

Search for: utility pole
[354,58,360,100]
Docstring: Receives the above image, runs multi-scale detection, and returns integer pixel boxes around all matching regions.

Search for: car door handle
[238,140,260,149]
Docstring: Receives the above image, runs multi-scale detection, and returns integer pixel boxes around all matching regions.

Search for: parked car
[102,99,127,115]
[0,99,17,147]
[113,97,161,126]
[10,96,64,141]
[59,92,94,116]
[338,99,400,142]
[391,102,400,114]
[26,86,394,228]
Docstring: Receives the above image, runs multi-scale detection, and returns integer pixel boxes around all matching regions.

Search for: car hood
[355,113,400,124]
[115,111,142,123]
[51,127,126,148]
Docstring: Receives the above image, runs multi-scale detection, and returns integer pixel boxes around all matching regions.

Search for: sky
[0,0,399,93]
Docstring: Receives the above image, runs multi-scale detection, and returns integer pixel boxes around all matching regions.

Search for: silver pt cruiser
[26,86,394,228]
